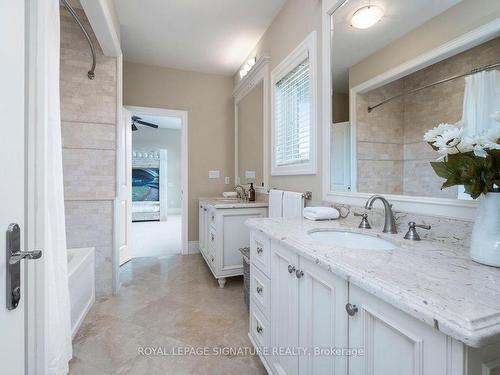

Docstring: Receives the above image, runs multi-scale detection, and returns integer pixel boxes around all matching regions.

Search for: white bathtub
[67,247,95,338]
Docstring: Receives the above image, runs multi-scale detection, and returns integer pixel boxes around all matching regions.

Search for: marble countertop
[200,197,268,209]
[245,216,500,348]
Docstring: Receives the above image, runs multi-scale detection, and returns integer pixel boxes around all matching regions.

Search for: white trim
[79,0,121,57]
[124,106,189,255]
[188,241,200,254]
[322,15,500,220]
[233,56,270,191]
[271,31,318,176]
[26,0,49,372]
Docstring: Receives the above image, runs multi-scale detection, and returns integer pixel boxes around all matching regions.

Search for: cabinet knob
[211,256,214,262]
[256,286,263,294]
[345,303,359,316]
[212,215,214,220]
[295,269,304,279]
[211,234,214,241]
[256,324,263,334]
[256,246,263,254]
[288,265,296,274]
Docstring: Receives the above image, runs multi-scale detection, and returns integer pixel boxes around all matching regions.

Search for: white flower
[459,136,488,157]
[423,122,456,143]
[433,127,465,160]
[482,127,500,151]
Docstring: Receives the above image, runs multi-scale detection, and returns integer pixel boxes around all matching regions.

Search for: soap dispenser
[249,183,256,202]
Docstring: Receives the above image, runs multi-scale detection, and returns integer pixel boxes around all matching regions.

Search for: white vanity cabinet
[199,200,267,288]
[248,228,500,375]
[270,241,348,375]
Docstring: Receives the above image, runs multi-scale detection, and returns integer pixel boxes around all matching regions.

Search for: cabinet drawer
[250,303,270,349]
[250,263,271,319]
[250,231,270,276]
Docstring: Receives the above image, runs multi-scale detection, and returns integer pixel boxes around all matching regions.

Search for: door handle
[6,223,43,310]
[9,250,42,265]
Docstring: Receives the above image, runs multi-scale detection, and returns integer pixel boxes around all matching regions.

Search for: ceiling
[332,0,462,92]
[133,113,182,130]
[115,0,286,75]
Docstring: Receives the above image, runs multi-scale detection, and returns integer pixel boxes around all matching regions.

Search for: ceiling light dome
[351,5,384,29]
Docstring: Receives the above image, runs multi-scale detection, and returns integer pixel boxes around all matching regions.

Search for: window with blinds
[274,58,311,167]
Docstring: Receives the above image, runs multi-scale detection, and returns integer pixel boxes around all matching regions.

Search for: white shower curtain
[45,1,73,373]
[462,69,500,135]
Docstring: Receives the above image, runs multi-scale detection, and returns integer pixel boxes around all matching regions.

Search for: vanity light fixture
[239,56,257,79]
[351,4,384,29]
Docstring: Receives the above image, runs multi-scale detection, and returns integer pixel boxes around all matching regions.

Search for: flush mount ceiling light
[351,5,384,29]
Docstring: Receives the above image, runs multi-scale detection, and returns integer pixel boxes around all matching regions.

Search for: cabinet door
[349,285,451,375]
[271,242,300,375]
[298,256,348,375]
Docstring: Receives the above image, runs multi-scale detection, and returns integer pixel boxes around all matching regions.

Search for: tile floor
[69,254,266,374]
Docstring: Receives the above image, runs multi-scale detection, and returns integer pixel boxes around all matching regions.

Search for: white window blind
[274,58,311,167]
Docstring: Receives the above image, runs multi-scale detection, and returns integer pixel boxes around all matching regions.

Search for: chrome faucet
[234,185,247,200]
[364,195,397,234]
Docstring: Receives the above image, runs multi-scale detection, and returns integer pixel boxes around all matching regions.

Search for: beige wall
[123,63,234,241]
[132,128,182,210]
[235,0,324,204]
[332,92,349,123]
[238,81,264,187]
[60,7,117,296]
[350,0,500,88]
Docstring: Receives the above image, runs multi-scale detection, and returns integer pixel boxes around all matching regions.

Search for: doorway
[115,106,188,275]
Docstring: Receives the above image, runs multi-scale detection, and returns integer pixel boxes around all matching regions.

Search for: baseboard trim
[187,241,200,254]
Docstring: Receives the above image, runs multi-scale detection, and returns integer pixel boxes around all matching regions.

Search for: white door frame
[116,105,189,266]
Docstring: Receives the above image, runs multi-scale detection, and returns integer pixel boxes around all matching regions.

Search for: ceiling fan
[131,115,159,131]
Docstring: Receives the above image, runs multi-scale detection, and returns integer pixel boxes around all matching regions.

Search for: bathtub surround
[60,6,118,296]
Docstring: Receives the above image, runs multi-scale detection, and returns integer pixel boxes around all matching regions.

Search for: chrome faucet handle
[354,212,371,229]
[404,221,431,241]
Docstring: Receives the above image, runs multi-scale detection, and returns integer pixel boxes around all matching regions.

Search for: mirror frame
[233,55,270,192]
[322,0,500,220]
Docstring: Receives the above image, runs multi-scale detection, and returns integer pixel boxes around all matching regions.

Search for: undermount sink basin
[308,230,397,250]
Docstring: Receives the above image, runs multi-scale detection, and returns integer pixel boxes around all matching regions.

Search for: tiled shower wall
[60,7,117,296]
[357,36,500,198]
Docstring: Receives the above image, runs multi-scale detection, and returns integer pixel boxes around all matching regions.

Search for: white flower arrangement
[424,120,500,161]
[423,113,500,198]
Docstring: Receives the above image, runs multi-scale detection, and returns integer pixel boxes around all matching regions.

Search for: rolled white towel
[222,191,238,198]
[303,206,340,221]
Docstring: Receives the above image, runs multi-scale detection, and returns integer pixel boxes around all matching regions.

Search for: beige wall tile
[65,200,114,296]
[62,149,116,200]
[61,7,117,296]
[62,121,116,150]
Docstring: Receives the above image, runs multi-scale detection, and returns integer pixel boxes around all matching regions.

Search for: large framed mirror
[233,56,270,191]
[322,0,500,219]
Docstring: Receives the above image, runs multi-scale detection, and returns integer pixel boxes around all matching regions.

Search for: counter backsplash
[324,203,474,246]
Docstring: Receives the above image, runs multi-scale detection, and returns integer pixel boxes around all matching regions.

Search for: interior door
[119,108,133,265]
[0,0,27,372]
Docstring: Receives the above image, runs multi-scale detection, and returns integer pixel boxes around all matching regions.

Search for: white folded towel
[222,191,238,198]
[268,190,283,218]
[303,206,340,221]
[282,191,304,219]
